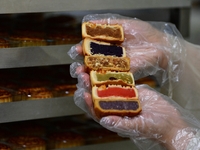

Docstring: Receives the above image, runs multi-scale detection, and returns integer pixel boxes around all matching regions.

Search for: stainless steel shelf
[0,97,84,123]
[0,0,191,14]
[0,45,74,69]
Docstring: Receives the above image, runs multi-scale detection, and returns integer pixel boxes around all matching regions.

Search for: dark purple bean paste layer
[99,101,139,110]
[90,42,123,57]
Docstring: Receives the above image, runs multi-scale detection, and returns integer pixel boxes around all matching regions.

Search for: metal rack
[0,97,83,123]
[0,0,191,14]
[0,45,73,69]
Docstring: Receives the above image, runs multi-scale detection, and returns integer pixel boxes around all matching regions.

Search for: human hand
[69,13,186,86]
[68,14,194,150]
[98,84,199,150]
[74,79,200,150]
[72,68,200,149]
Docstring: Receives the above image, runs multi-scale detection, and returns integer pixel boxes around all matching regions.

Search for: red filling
[97,87,136,98]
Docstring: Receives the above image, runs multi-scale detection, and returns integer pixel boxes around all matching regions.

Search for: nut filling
[86,26,122,39]
[86,56,129,71]
[99,101,139,110]
[90,42,123,57]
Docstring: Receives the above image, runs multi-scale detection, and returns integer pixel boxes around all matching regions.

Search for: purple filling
[90,42,123,57]
[99,101,139,110]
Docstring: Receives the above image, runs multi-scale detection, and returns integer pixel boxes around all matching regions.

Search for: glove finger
[99,85,165,136]
[74,88,91,114]
[74,88,99,121]
[127,45,168,81]
[77,72,91,90]
[69,62,85,78]
[84,92,99,121]
[67,42,84,60]
[100,116,142,137]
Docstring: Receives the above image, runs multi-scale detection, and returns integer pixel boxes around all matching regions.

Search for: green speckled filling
[96,73,133,84]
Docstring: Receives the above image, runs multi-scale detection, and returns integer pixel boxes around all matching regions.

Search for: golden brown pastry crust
[48,132,84,149]
[92,85,141,118]
[0,89,12,103]
[82,22,124,43]
[18,87,53,100]
[0,143,11,150]
[53,84,77,97]
[81,21,142,118]
[8,136,46,150]
[0,38,9,48]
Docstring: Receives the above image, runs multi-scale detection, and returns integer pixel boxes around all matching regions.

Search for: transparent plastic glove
[80,13,186,87]
[68,13,187,98]
[74,78,200,150]
[69,57,200,150]
[99,84,200,150]
[72,14,200,122]
[169,42,200,120]
[67,13,200,149]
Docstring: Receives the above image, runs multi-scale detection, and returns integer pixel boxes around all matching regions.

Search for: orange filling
[97,86,136,98]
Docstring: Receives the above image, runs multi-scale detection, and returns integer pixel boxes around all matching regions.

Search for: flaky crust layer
[82,22,124,43]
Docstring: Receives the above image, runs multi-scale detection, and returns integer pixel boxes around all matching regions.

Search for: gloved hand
[74,82,200,150]
[68,13,200,150]
[69,13,200,121]
[71,70,200,150]
[69,13,186,88]
[99,84,200,150]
